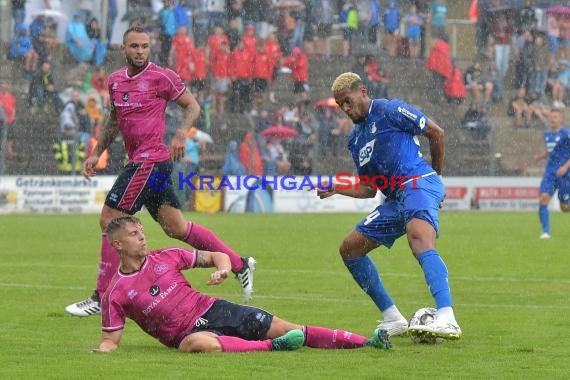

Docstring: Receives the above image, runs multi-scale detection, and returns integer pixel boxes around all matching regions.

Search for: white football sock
[436,306,457,324]
[382,305,405,321]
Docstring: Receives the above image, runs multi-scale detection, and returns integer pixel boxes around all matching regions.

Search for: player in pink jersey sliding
[66,26,255,318]
[92,216,391,353]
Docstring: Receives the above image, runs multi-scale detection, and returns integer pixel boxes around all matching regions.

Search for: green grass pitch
[0,212,569,379]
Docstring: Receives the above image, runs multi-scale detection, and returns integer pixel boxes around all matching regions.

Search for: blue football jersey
[544,128,570,171]
[347,99,436,198]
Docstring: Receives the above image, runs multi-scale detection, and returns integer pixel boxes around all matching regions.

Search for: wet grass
[0,211,569,379]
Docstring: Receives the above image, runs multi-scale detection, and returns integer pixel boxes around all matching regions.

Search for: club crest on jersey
[149,285,160,296]
[154,263,168,275]
[359,140,375,166]
[370,122,377,133]
[122,93,129,102]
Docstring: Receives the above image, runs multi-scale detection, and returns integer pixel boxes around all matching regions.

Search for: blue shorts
[539,170,570,204]
[356,174,444,248]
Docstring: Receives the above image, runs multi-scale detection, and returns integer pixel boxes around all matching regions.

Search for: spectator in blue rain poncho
[65,12,94,63]
[222,140,247,176]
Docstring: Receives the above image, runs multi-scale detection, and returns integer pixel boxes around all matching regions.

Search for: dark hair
[122,25,149,43]
[106,216,142,239]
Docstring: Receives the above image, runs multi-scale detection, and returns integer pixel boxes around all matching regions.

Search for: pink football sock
[303,326,367,349]
[96,233,120,296]
[183,222,244,272]
[216,336,272,352]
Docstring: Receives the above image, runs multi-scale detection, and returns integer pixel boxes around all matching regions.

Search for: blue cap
[19,23,28,31]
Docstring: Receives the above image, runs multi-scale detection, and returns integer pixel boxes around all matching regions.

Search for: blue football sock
[539,204,550,234]
[343,256,394,312]
[417,249,452,309]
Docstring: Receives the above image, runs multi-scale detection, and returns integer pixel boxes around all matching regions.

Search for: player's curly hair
[331,72,363,94]
[106,216,142,240]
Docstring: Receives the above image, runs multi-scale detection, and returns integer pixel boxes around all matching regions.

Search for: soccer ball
[408,307,444,345]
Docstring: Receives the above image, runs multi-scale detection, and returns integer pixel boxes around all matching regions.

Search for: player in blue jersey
[316,72,461,341]
[534,108,570,239]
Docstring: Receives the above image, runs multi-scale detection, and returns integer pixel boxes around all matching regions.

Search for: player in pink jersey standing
[92,216,391,353]
[65,26,255,317]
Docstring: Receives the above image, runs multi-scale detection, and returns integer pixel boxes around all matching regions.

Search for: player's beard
[126,56,149,72]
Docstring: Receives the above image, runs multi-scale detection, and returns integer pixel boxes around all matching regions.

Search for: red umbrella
[314,97,339,110]
[261,125,299,139]
[546,5,570,16]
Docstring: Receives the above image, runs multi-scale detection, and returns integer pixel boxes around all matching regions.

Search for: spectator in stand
[210,40,231,115]
[510,87,533,128]
[86,17,108,67]
[383,0,401,57]
[174,0,192,37]
[313,0,335,59]
[229,39,254,114]
[106,0,118,46]
[86,123,109,174]
[491,10,513,100]
[547,61,566,109]
[11,0,26,38]
[239,131,263,175]
[464,56,494,105]
[532,32,552,103]
[206,25,229,63]
[404,4,424,59]
[340,0,358,58]
[29,15,50,64]
[430,0,448,40]
[364,55,389,98]
[169,26,194,85]
[559,14,570,60]
[266,136,291,175]
[276,9,296,56]
[227,0,244,32]
[85,94,103,128]
[424,34,452,103]
[192,0,209,46]
[28,62,62,114]
[60,89,91,145]
[547,13,560,61]
[514,29,534,90]
[226,18,241,51]
[222,140,247,176]
[283,47,310,102]
[519,0,536,34]
[91,66,110,109]
[264,30,282,104]
[52,139,85,175]
[0,82,17,159]
[8,24,38,80]
[368,0,381,45]
[316,107,337,157]
[158,0,177,67]
[65,12,95,64]
[189,43,207,104]
[252,41,273,110]
[243,24,258,56]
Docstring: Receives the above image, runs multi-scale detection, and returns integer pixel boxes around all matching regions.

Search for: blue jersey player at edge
[534,108,570,239]
[316,72,461,341]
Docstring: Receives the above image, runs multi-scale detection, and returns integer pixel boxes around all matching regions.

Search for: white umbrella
[30,9,68,22]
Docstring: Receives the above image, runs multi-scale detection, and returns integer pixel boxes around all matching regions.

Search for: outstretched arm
[194,250,232,285]
[316,183,377,199]
[83,109,120,178]
[424,118,445,175]
[171,89,201,161]
[92,330,122,353]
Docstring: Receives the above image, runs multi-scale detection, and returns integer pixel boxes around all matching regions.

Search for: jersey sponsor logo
[397,106,418,121]
[128,289,138,299]
[154,263,168,275]
[359,140,375,167]
[370,122,377,133]
[149,284,160,296]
